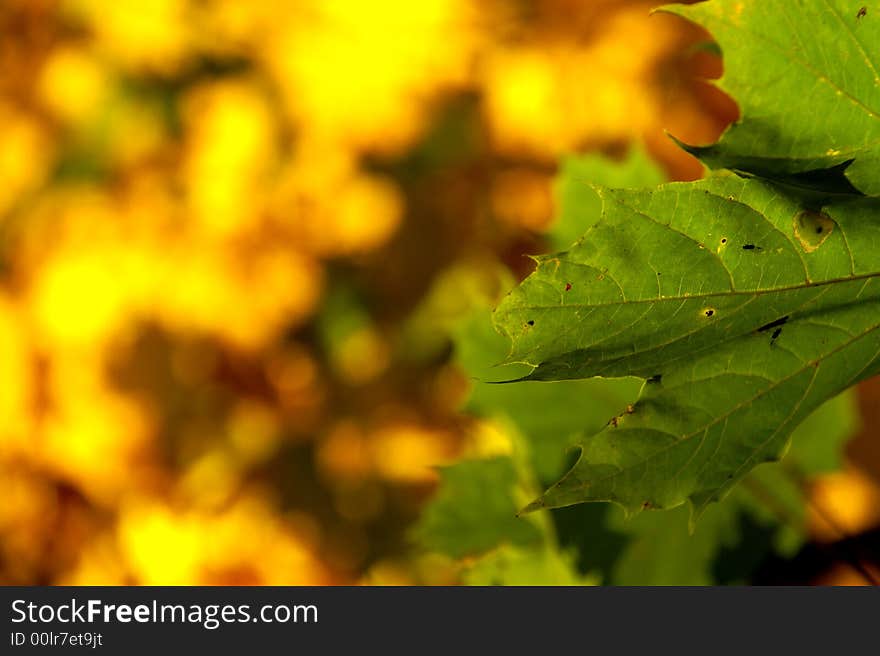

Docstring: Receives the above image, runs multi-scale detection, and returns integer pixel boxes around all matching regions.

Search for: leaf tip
[665,130,701,155]
[648,3,686,19]
[517,498,546,516]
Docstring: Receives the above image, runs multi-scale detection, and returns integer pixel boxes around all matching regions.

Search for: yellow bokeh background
[1,0,877,585]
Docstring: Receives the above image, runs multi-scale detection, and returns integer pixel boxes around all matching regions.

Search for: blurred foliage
[413,456,543,559]
[0,0,877,585]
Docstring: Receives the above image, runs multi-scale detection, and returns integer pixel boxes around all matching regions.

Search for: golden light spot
[332,327,391,385]
[29,249,133,347]
[0,301,31,454]
[462,419,514,459]
[228,401,281,465]
[118,498,330,585]
[0,104,52,216]
[274,158,404,257]
[182,80,278,238]
[38,47,110,124]
[810,468,880,542]
[265,0,478,154]
[316,421,373,481]
[68,0,192,73]
[370,423,454,483]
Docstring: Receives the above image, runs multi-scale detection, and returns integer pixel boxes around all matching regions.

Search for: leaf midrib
[504,269,879,312]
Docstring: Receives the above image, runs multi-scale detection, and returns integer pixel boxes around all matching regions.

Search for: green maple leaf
[665,0,880,197]
[411,456,543,558]
[496,174,880,517]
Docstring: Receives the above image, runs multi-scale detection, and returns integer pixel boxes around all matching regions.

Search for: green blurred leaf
[551,147,666,252]
[784,386,861,474]
[462,544,594,586]
[608,502,740,585]
[411,457,542,559]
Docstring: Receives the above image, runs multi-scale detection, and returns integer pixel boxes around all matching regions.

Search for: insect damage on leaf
[793,210,835,252]
[757,316,789,333]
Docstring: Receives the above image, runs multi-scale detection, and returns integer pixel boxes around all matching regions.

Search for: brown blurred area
[0,0,877,586]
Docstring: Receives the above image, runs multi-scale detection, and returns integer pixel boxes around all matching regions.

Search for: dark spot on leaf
[704,309,715,317]
[758,315,789,332]
[565,282,572,291]
[610,416,619,428]
[771,328,782,340]
[721,238,727,244]
[647,374,662,384]
[742,244,761,251]
[642,501,652,510]
[858,6,867,19]
[816,226,823,234]
[527,320,534,326]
